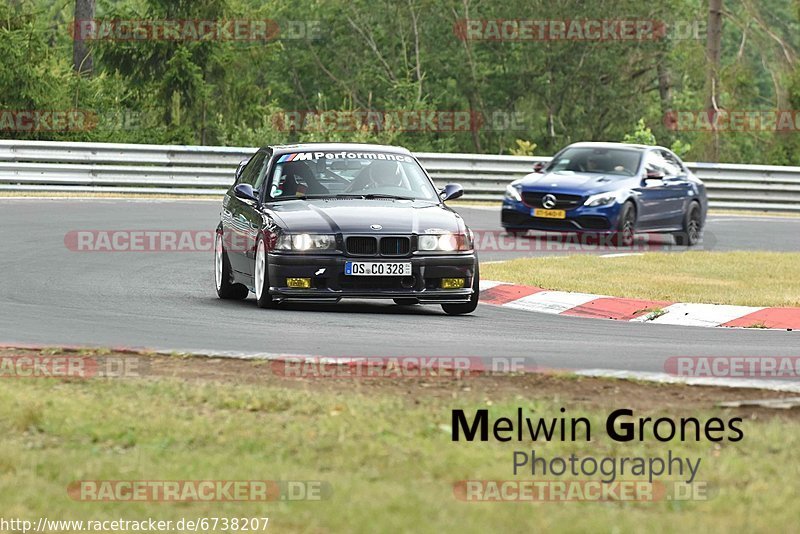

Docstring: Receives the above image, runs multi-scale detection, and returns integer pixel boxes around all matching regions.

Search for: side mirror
[440,183,464,202]
[235,159,248,181]
[533,161,546,173]
[644,170,665,181]
[233,183,258,202]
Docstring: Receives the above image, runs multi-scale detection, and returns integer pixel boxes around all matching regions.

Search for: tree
[705,0,723,161]
[72,0,95,76]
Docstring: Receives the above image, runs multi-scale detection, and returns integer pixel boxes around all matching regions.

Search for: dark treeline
[2,0,800,163]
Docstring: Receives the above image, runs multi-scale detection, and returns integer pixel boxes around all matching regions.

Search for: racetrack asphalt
[0,198,797,376]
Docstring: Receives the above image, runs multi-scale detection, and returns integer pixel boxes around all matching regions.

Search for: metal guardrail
[1,140,798,211]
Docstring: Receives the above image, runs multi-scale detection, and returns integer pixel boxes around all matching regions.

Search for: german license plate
[532,208,566,219]
[345,262,412,276]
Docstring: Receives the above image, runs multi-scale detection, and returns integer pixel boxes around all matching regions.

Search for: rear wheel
[215,232,248,300]
[441,263,480,316]
[614,202,636,247]
[673,202,702,246]
[393,298,419,306]
[254,236,276,308]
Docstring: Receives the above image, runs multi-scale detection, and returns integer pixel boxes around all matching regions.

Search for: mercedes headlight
[584,193,617,207]
[275,233,336,252]
[505,184,522,202]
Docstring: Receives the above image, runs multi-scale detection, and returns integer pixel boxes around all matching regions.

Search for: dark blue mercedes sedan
[501,142,708,246]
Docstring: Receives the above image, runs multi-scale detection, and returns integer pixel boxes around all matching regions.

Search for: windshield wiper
[268,195,308,201]
[363,194,415,200]
[268,194,364,201]
[306,194,366,199]
[269,193,415,201]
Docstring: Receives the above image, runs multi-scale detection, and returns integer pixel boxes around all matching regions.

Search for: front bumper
[267,252,477,303]
[502,198,623,232]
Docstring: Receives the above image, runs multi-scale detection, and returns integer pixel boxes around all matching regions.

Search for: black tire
[254,235,277,308]
[441,263,480,316]
[215,232,249,300]
[614,201,636,247]
[393,298,419,306]
[673,202,703,246]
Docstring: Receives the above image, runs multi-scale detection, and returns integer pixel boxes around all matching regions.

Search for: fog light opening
[441,278,466,289]
[286,277,312,289]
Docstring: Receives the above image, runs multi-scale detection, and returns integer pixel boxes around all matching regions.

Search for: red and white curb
[480,281,800,331]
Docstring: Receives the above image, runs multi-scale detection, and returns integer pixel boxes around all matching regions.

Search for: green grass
[448,200,502,207]
[482,251,800,307]
[2,374,800,533]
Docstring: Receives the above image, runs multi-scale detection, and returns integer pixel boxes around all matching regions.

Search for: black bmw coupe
[214,143,479,315]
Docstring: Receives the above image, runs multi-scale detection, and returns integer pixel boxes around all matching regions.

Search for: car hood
[265,199,465,234]
[516,171,628,196]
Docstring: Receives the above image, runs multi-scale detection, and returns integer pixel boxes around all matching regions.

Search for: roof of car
[268,143,413,157]
[567,141,667,151]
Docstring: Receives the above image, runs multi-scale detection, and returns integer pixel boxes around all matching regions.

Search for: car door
[659,149,694,228]
[240,150,274,277]
[224,149,268,275]
[634,150,674,230]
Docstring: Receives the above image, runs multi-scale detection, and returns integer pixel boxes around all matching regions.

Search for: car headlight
[275,233,336,252]
[417,233,472,252]
[584,193,618,207]
[505,184,522,202]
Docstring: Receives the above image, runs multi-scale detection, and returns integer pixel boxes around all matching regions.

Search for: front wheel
[673,202,702,246]
[215,232,249,300]
[441,264,480,316]
[614,201,636,247]
[254,236,277,308]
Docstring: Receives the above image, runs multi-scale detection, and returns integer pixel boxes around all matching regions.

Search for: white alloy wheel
[255,238,266,299]
[214,233,224,291]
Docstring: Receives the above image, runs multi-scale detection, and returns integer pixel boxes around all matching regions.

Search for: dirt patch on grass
[5,348,798,421]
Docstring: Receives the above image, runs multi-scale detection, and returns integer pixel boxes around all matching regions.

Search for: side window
[235,155,254,184]
[660,150,685,177]
[253,152,272,192]
[644,151,667,176]
[238,150,267,187]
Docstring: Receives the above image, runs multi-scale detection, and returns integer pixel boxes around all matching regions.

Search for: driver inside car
[277,161,329,197]
[586,156,611,173]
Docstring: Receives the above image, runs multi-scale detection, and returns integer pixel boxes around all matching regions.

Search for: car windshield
[266,151,439,201]
[547,147,642,177]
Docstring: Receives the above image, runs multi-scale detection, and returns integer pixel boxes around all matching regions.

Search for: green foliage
[1,0,799,164]
[509,139,537,156]
[669,139,692,158]
[622,119,692,158]
[623,119,657,146]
